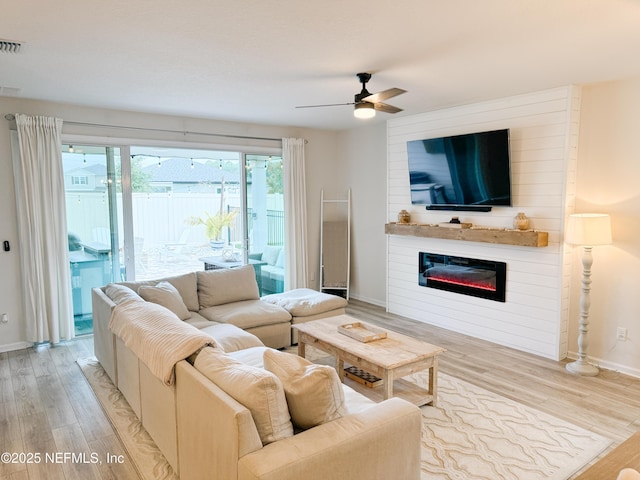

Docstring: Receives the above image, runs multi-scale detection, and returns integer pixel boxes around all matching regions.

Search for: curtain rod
[4,113,292,143]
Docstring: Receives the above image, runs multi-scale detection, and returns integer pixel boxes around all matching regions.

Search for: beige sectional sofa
[92,265,294,385]
[92,270,422,479]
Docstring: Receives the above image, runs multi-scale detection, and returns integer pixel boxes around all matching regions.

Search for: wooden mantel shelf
[385,223,549,247]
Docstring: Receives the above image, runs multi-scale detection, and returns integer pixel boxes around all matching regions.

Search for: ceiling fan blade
[295,102,355,109]
[363,88,407,104]
[374,102,403,114]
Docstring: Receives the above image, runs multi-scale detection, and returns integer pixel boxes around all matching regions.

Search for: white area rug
[78,356,610,480]
[413,369,611,479]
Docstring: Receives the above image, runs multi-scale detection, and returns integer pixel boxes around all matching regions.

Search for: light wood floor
[1,299,639,479]
[0,336,138,480]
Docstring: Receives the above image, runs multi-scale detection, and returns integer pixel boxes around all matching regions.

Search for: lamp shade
[354,102,376,119]
[566,213,612,246]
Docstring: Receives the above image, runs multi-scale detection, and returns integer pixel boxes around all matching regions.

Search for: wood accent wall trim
[385,223,549,247]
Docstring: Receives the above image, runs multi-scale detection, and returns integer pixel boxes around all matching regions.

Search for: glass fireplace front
[418,252,506,302]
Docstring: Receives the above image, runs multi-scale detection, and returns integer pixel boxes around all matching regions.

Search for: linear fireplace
[418,252,507,302]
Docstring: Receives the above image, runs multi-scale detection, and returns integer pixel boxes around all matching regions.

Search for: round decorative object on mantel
[513,212,530,230]
[398,209,411,224]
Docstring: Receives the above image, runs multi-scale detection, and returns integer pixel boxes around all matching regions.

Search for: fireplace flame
[428,276,496,292]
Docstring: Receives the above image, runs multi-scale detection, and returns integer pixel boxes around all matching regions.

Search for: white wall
[336,122,388,305]
[0,124,24,351]
[5,80,638,376]
[342,80,640,376]
[0,97,341,351]
[571,78,640,377]
[385,87,581,360]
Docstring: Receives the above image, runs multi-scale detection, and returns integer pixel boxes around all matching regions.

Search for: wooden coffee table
[294,314,446,406]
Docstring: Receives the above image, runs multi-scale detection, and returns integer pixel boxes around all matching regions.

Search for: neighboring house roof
[142,158,240,184]
[66,164,107,176]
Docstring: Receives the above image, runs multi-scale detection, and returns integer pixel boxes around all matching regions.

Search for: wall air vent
[0,40,23,53]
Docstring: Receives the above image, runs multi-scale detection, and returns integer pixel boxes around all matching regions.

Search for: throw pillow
[194,348,293,445]
[120,272,199,311]
[138,281,191,321]
[263,349,348,430]
[104,283,143,305]
[261,245,281,266]
[196,265,260,308]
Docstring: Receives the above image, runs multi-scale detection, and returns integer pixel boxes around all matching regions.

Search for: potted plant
[187,210,237,249]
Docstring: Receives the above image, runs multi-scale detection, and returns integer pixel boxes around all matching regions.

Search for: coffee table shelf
[343,375,434,406]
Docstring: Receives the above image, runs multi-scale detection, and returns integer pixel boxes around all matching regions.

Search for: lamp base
[566,360,599,376]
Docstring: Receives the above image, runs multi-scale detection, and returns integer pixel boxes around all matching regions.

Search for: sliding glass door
[245,154,285,295]
[62,144,124,335]
[61,143,285,334]
[128,146,244,280]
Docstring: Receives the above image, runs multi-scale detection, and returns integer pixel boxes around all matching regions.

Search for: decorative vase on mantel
[513,212,530,230]
[398,209,411,224]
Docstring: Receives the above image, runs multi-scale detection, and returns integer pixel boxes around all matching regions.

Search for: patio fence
[229,206,284,246]
[65,192,284,250]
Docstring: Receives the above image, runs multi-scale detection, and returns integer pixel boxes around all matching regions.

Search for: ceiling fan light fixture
[354,102,376,119]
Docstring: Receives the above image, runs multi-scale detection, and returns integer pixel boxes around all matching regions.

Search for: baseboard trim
[0,341,32,353]
[566,351,640,379]
[348,293,385,308]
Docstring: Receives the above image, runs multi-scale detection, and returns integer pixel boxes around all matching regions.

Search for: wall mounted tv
[406,128,511,212]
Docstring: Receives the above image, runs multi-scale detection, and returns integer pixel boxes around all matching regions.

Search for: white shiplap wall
[386,86,580,360]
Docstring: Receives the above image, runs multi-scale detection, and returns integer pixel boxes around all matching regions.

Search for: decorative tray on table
[337,322,387,343]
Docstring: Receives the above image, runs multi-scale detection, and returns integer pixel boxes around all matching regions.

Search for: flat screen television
[406,128,511,211]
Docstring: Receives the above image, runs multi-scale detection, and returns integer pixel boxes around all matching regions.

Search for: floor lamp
[565,213,612,376]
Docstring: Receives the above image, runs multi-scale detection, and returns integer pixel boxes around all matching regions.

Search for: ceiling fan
[296,73,407,119]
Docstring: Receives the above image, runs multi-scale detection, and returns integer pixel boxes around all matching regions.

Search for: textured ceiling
[2,0,640,130]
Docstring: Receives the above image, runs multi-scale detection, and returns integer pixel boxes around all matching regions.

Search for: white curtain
[282,138,308,289]
[12,114,74,344]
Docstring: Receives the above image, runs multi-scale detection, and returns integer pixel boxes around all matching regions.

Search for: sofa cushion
[197,265,260,308]
[199,300,291,330]
[199,324,264,353]
[138,281,191,321]
[263,349,348,430]
[228,346,270,368]
[183,312,217,330]
[194,347,293,445]
[104,283,143,305]
[342,383,377,414]
[261,288,348,317]
[120,272,199,311]
[261,246,281,266]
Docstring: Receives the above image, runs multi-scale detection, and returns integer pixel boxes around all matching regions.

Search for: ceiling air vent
[0,40,22,53]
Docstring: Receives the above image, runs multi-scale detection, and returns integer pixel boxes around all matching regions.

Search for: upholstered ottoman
[261,288,348,344]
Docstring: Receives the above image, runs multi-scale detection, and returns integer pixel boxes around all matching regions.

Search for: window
[63,143,285,306]
[71,176,88,185]
[63,145,123,336]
